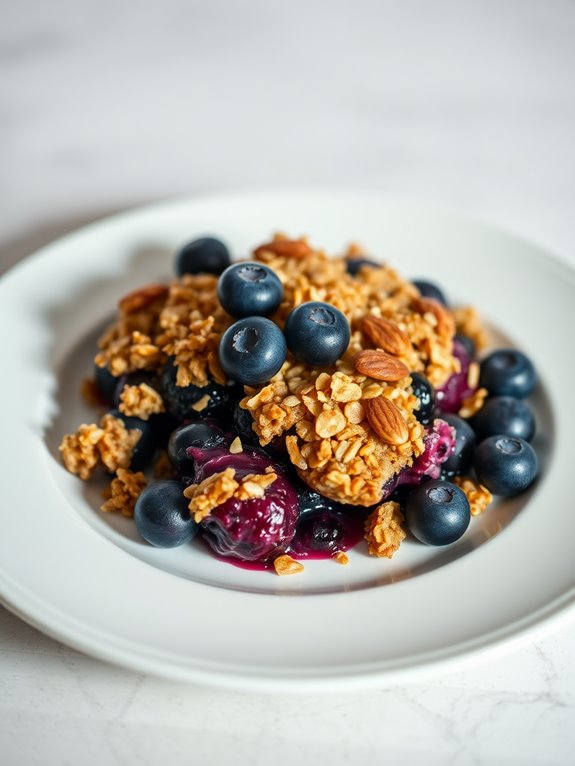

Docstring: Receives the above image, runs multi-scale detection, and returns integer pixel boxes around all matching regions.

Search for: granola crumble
[119,383,166,420]
[183,468,278,523]
[454,476,493,516]
[101,468,147,516]
[59,414,141,479]
[273,554,305,575]
[458,387,488,419]
[364,501,406,558]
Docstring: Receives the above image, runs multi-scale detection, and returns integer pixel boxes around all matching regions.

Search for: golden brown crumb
[453,306,489,351]
[229,436,243,454]
[97,414,142,473]
[273,554,305,575]
[101,468,147,516]
[183,468,278,523]
[364,501,406,558]
[59,423,104,480]
[334,551,349,565]
[458,387,488,419]
[191,394,210,412]
[454,476,493,516]
[59,414,142,479]
[119,383,165,420]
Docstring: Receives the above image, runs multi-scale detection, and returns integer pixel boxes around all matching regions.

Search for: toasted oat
[458,387,488,419]
[453,306,489,351]
[229,436,243,454]
[364,501,406,558]
[59,423,104,480]
[119,383,165,420]
[59,414,142,479]
[183,468,278,523]
[273,554,305,575]
[101,468,147,516]
[97,414,142,474]
[334,551,349,565]
[191,394,210,412]
[454,476,493,516]
[95,330,164,377]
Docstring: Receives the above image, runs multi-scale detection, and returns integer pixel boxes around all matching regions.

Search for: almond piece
[411,296,455,339]
[119,283,169,314]
[365,397,409,445]
[361,315,411,356]
[254,239,312,259]
[353,350,409,382]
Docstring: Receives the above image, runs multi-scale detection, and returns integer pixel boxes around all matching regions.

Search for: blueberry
[346,257,379,276]
[404,480,470,545]
[412,280,447,306]
[410,372,436,425]
[472,396,535,442]
[109,409,157,471]
[284,301,350,367]
[217,262,283,318]
[479,349,536,398]
[439,414,476,478]
[134,480,199,548]
[474,436,538,496]
[161,358,232,420]
[218,317,287,386]
[94,364,118,402]
[175,237,231,277]
[454,333,476,360]
[231,400,259,446]
[167,420,227,475]
[294,509,345,552]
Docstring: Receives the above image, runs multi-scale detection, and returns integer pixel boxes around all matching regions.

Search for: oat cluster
[364,501,407,558]
[183,466,278,523]
[453,476,493,516]
[119,382,166,420]
[101,468,147,516]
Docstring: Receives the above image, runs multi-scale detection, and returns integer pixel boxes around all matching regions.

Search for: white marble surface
[2,1,575,764]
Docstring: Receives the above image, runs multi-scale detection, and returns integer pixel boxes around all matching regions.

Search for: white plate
[0,190,573,691]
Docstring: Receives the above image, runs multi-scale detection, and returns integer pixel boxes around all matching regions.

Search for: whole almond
[411,296,455,339]
[254,239,312,259]
[365,397,409,445]
[353,349,409,381]
[119,283,169,314]
[361,315,411,356]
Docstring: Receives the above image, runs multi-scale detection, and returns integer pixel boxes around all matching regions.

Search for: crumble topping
[119,383,165,419]
[453,306,489,351]
[334,551,349,565]
[59,414,141,479]
[273,554,305,576]
[458,387,488,419]
[453,476,493,516]
[183,468,278,523]
[101,468,147,516]
[364,501,406,558]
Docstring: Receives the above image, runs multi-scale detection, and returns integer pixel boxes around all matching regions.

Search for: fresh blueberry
[412,280,447,306]
[109,409,157,471]
[284,301,350,367]
[472,396,535,442]
[134,480,199,548]
[410,372,436,425]
[474,436,538,496]
[175,236,231,277]
[94,364,118,403]
[404,480,470,545]
[454,333,476,360]
[346,257,379,276]
[231,400,259,446]
[217,262,283,318]
[439,413,476,478]
[218,317,287,386]
[479,349,536,398]
[160,358,232,420]
[293,509,345,552]
[168,420,227,475]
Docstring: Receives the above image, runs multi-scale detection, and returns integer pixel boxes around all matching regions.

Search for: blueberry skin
[346,257,379,276]
[168,420,228,475]
[472,396,535,442]
[479,349,537,398]
[161,359,232,420]
[474,435,538,496]
[439,413,476,478]
[134,480,199,548]
[411,372,436,426]
[108,409,157,471]
[218,317,287,386]
[404,480,470,546]
[284,301,350,367]
[175,237,231,277]
[412,280,447,306]
[217,262,283,318]
[231,400,259,446]
[94,364,118,402]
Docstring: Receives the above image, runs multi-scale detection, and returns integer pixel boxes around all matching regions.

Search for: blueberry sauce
[435,338,476,413]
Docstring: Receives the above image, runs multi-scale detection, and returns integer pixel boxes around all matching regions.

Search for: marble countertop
[2,1,575,764]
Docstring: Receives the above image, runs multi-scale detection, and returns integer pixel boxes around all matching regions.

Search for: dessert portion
[60,234,540,573]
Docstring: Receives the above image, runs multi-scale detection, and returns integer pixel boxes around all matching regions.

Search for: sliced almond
[365,397,409,445]
[361,315,411,356]
[118,283,169,314]
[254,238,312,259]
[411,296,455,339]
[353,350,409,382]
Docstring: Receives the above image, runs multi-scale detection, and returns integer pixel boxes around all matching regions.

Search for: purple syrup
[288,507,367,560]
[436,338,476,413]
